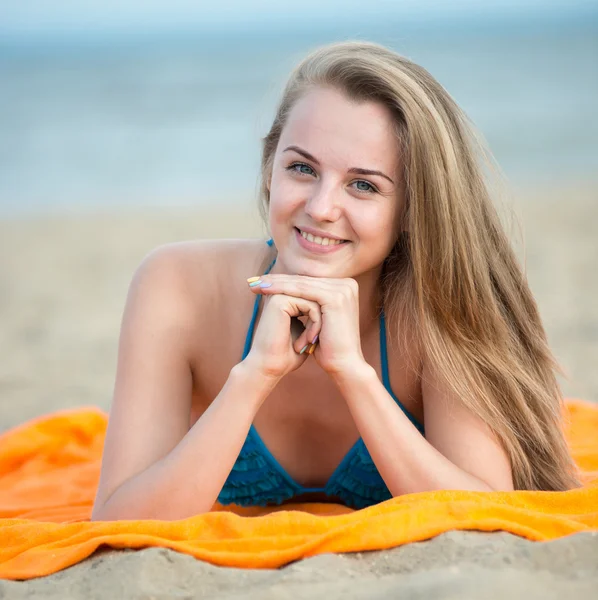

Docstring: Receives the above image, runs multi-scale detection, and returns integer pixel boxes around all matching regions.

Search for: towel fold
[1,399,597,580]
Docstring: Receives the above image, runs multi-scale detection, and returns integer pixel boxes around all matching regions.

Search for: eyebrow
[282,145,395,185]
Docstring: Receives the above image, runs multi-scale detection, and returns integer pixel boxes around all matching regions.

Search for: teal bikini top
[218,240,425,510]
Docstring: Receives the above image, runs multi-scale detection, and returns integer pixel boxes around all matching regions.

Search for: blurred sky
[0,0,596,216]
[1,0,597,37]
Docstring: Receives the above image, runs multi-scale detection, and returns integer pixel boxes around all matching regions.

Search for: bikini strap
[379,311,392,391]
[241,240,277,359]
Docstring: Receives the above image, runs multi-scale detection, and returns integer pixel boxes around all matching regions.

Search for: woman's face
[268,86,404,280]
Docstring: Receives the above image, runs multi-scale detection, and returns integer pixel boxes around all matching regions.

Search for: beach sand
[1,182,597,597]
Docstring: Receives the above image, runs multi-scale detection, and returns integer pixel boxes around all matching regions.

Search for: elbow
[480,470,515,492]
[90,499,127,522]
[90,499,163,521]
[90,503,110,522]
[90,493,149,521]
[90,487,128,521]
[475,475,514,493]
[90,496,212,522]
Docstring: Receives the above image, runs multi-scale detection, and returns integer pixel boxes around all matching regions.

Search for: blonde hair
[258,40,580,491]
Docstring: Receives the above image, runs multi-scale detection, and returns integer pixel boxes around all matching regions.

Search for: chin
[291,259,351,279]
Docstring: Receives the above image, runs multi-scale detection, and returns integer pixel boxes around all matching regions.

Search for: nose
[304,181,341,223]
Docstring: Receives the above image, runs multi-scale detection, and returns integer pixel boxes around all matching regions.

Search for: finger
[292,316,319,357]
[287,297,322,354]
[247,274,358,306]
[264,294,322,354]
[294,311,322,355]
[301,317,320,348]
[249,273,345,286]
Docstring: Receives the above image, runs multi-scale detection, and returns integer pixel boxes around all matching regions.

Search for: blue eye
[287,162,316,177]
[354,180,375,193]
[285,162,378,195]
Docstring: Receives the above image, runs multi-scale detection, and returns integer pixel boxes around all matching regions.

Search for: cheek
[268,192,298,247]
[353,206,397,245]
[268,178,303,221]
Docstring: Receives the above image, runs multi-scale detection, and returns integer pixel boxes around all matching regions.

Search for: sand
[1,532,598,599]
[1,182,597,597]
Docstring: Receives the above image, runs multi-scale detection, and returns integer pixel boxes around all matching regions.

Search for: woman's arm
[243,274,514,495]
[91,245,278,521]
[93,362,277,521]
[330,360,515,495]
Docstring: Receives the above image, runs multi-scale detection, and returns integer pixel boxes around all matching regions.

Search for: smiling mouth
[295,227,348,247]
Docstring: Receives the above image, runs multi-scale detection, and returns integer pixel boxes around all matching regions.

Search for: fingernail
[311,334,319,344]
[259,282,272,288]
[247,277,260,283]
[248,280,262,287]
[307,343,316,355]
[299,344,309,354]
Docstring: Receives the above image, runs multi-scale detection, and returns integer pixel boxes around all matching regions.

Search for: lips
[295,227,348,246]
[293,227,348,255]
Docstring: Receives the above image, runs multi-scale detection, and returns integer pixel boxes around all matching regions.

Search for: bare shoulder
[134,238,271,307]
[92,237,272,514]
[129,238,274,346]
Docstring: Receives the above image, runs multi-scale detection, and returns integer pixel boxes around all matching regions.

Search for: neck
[353,264,384,339]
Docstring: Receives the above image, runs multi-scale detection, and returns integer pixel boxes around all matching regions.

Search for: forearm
[93,362,280,521]
[332,365,493,495]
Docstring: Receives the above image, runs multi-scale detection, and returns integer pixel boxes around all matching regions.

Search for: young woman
[91,41,580,521]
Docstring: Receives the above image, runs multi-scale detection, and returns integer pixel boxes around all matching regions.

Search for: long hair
[258,40,580,491]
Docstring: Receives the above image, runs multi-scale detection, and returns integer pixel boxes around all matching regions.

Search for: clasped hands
[244,273,368,381]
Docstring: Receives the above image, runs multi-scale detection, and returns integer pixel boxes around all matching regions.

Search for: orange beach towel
[1,399,597,580]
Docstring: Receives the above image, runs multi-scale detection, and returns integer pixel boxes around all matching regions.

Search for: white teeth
[299,229,344,246]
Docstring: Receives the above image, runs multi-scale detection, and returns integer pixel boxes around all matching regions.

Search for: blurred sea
[0,15,597,217]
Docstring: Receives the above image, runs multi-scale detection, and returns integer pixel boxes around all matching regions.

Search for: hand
[242,291,323,380]
[247,275,367,378]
